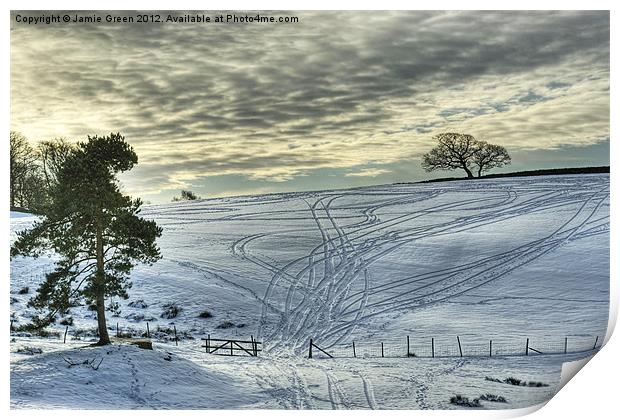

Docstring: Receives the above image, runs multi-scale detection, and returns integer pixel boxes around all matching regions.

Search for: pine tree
[11,133,162,345]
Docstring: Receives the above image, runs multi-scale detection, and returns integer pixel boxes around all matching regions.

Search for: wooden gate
[201,336,262,357]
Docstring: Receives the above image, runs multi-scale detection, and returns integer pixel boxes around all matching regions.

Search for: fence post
[207,334,210,353]
[431,338,435,358]
[525,338,529,356]
[353,341,356,358]
[230,341,234,356]
[564,337,567,354]
[309,338,313,358]
[116,322,119,338]
[146,322,150,338]
[457,336,463,357]
[407,335,410,357]
[251,335,257,357]
[593,336,599,350]
[64,325,69,344]
[489,340,492,357]
[381,342,384,358]
[174,325,178,346]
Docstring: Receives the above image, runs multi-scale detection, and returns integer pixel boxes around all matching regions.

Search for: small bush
[72,327,99,339]
[107,301,122,317]
[526,381,549,388]
[18,287,29,295]
[128,300,148,309]
[14,325,60,338]
[156,326,174,334]
[198,310,213,318]
[479,394,507,403]
[126,313,156,322]
[16,347,43,355]
[161,303,181,319]
[151,325,194,341]
[68,298,81,308]
[117,330,134,338]
[407,352,417,357]
[59,317,74,326]
[216,321,235,329]
[449,395,482,408]
[505,377,522,386]
[37,329,61,338]
[485,376,548,388]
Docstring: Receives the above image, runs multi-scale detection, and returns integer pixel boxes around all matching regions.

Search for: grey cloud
[10,10,609,198]
[546,81,572,90]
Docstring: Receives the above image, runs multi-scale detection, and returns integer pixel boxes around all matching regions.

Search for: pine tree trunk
[95,292,110,345]
[94,218,110,345]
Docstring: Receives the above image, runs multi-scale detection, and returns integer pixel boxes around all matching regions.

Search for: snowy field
[10,174,610,409]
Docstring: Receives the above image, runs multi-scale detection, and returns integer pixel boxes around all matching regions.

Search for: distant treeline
[10,132,75,213]
[414,166,610,184]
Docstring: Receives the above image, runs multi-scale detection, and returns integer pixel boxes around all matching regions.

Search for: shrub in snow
[151,325,194,341]
[216,321,235,329]
[59,317,74,326]
[10,297,19,304]
[72,327,99,339]
[126,313,156,322]
[484,376,548,388]
[156,326,175,334]
[505,377,521,386]
[128,299,148,309]
[107,301,122,317]
[16,346,43,355]
[37,329,60,338]
[479,394,507,403]
[13,320,60,337]
[18,287,29,295]
[449,395,482,408]
[526,381,548,388]
[198,310,213,318]
[161,303,181,319]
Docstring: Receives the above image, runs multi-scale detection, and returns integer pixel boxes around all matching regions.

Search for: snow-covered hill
[10,174,610,409]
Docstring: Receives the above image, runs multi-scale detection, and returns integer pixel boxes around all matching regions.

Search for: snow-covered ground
[10,174,610,409]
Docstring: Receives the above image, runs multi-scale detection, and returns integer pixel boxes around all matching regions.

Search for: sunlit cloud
[10,10,609,201]
[345,168,392,178]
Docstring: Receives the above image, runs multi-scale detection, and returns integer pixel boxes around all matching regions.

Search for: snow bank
[10,342,259,409]
[10,174,610,409]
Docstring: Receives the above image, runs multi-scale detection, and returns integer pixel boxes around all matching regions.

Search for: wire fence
[15,319,602,361]
[312,334,602,359]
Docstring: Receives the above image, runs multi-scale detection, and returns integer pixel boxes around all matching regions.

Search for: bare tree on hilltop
[471,141,511,177]
[421,133,511,178]
[172,189,200,201]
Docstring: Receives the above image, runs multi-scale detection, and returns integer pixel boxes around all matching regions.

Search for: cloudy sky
[11,11,609,203]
